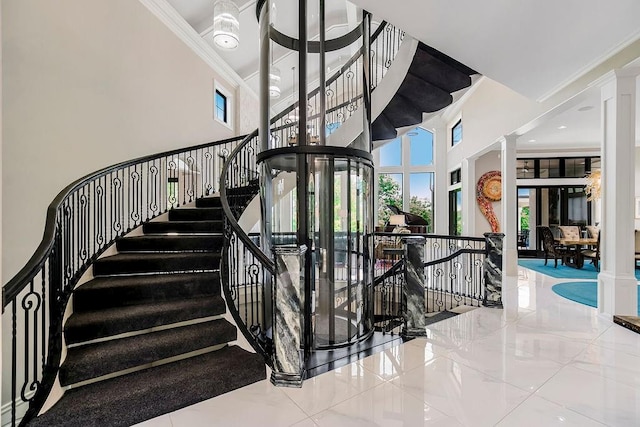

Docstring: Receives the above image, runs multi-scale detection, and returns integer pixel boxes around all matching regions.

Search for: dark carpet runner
[28,197,266,426]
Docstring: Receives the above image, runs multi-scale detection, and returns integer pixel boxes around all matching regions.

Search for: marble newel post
[483,233,504,308]
[270,245,307,387]
[401,236,426,338]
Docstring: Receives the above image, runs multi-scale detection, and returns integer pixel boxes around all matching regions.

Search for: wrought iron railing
[268,21,404,149]
[371,233,488,333]
[1,135,245,427]
[218,20,406,360]
[2,16,407,427]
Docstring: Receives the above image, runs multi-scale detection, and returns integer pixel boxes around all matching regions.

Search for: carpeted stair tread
[143,220,223,234]
[417,42,477,77]
[195,196,222,207]
[73,272,220,312]
[59,319,237,386]
[93,252,220,276]
[168,207,223,221]
[397,73,453,113]
[116,234,224,252]
[371,113,398,141]
[381,94,424,128]
[409,47,472,94]
[29,346,266,427]
[64,296,226,344]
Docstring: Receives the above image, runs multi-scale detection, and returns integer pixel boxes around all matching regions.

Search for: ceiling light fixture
[213,0,240,50]
[269,66,281,98]
[522,160,529,173]
[558,125,567,130]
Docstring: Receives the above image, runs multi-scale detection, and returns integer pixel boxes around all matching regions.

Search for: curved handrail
[3,134,246,307]
[217,19,406,362]
[219,130,274,272]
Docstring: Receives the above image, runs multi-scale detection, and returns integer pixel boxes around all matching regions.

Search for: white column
[461,157,476,236]
[501,135,518,276]
[432,120,448,234]
[596,69,638,318]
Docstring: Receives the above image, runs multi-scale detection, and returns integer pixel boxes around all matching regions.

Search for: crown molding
[138,0,258,99]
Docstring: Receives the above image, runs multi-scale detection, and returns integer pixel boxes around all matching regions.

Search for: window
[409,173,434,226]
[451,119,462,146]
[409,128,433,165]
[379,138,402,167]
[450,168,461,185]
[215,90,228,123]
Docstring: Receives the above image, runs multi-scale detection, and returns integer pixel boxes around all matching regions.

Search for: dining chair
[539,226,572,268]
[581,233,600,271]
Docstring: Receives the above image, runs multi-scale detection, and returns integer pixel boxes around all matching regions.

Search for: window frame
[451,119,462,146]
[214,80,234,130]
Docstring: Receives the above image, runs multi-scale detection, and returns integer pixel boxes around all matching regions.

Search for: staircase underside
[371,42,476,141]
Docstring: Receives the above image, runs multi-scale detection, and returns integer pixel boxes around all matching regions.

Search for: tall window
[451,119,462,146]
[375,127,435,231]
[215,90,228,123]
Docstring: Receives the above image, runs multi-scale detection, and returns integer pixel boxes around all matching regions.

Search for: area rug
[519,258,640,280]
[551,281,640,315]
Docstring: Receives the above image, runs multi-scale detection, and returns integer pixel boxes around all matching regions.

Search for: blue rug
[552,281,640,315]
[519,258,640,280]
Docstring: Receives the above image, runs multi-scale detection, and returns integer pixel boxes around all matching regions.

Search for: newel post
[401,236,427,338]
[483,232,504,308]
[270,245,307,387]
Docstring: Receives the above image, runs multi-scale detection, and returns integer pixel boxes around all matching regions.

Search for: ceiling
[165,0,640,151]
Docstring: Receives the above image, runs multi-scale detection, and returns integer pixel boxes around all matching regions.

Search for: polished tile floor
[137,266,640,426]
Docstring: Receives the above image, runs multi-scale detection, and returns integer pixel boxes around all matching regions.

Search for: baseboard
[1,390,34,427]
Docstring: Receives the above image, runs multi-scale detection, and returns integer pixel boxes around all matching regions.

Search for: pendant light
[213,0,240,50]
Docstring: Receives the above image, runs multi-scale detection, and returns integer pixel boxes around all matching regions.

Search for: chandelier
[269,66,281,98]
[585,170,601,201]
[213,0,240,50]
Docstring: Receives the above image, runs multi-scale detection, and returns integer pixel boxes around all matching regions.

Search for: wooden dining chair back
[581,233,600,271]
[539,226,570,268]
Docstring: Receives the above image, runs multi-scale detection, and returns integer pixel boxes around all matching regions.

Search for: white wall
[446,78,547,171]
[2,0,253,282]
[474,150,502,235]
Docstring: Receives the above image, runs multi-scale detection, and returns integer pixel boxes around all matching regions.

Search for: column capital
[498,134,518,146]
[590,67,640,89]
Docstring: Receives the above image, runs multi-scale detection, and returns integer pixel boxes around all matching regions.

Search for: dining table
[554,237,598,269]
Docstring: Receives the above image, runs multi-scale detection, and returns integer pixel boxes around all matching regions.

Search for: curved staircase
[29,195,265,427]
[9,20,479,427]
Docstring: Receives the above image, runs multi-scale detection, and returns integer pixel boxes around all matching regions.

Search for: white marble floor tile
[570,343,640,388]
[590,323,640,357]
[291,418,320,427]
[447,335,564,391]
[168,380,308,427]
[425,307,507,345]
[390,356,531,426]
[358,337,449,380]
[536,365,640,426]
[313,382,461,427]
[481,323,592,364]
[515,301,612,341]
[133,414,173,427]
[496,395,606,427]
[282,361,384,416]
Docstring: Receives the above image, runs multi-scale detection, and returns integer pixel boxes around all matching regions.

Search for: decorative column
[483,233,504,308]
[595,69,638,317]
[402,236,426,338]
[432,119,449,234]
[501,135,518,277]
[270,245,307,387]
